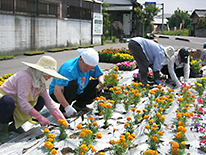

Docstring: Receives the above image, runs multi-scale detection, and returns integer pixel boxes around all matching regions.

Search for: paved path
[0,35,205,77]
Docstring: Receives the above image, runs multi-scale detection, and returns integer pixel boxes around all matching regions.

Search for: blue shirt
[49,57,103,95]
[131,37,165,72]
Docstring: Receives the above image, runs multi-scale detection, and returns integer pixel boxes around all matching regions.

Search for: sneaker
[73,105,93,113]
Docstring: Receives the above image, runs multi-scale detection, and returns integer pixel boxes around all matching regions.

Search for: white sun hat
[22,55,68,81]
[77,48,99,66]
[164,46,175,61]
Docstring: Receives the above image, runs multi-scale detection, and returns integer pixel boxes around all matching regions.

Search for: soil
[189,49,202,60]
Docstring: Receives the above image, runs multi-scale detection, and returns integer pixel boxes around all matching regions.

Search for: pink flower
[199,107,204,113]
[197,97,203,104]
[199,128,204,132]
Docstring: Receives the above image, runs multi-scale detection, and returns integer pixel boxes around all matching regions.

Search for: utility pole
[161,3,164,34]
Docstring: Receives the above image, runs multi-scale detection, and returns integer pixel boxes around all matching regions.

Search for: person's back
[200,42,206,65]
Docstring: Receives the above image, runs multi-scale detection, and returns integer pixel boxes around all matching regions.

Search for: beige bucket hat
[164,46,175,61]
[22,55,68,81]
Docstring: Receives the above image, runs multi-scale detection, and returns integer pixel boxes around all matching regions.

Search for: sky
[138,0,206,15]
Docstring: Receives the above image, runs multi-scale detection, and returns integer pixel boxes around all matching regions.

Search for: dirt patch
[189,49,202,60]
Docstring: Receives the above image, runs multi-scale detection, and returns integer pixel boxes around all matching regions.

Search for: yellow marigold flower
[145,124,150,129]
[176,132,183,139]
[96,133,102,139]
[181,141,186,146]
[44,128,50,133]
[80,144,88,151]
[159,116,165,121]
[152,124,158,128]
[109,140,116,145]
[51,148,57,155]
[125,132,130,137]
[48,133,55,139]
[110,100,115,104]
[177,126,183,131]
[99,152,106,155]
[149,119,154,123]
[156,112,161,117]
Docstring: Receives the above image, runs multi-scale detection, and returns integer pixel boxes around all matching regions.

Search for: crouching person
[0,56,68,144]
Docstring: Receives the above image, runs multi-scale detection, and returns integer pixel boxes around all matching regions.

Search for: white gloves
[65,105,77,117]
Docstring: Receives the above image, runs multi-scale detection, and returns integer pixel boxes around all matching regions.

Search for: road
[0,35,205,78]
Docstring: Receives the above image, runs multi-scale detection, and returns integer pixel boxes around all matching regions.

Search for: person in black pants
[49,48,105,118]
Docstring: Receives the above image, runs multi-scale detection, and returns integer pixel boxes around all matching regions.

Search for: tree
[134,4,160,37]
[168,8,191,30]
[102,2,111,39]
[197,17,206,29]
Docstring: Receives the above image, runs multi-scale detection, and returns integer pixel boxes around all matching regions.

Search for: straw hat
[153,38,158,43]
[77,48,99,66]
[164,46,175,61]
[22,56,68,80]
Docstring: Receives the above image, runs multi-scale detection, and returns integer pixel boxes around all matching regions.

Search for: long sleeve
[184,57,190,79]
[168,56,181,86]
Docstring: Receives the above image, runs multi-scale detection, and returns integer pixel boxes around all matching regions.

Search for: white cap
[77,48,99,66]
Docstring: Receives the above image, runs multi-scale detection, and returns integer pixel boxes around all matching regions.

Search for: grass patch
[0,55,14,60]
[47,48,64,52]
[24,50,45,55]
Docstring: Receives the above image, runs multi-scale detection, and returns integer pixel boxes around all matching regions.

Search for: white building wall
[0,14,101,55]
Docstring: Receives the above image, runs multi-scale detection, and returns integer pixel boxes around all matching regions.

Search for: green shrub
[163,29,189,36]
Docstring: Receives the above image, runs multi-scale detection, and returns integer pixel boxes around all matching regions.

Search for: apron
[0,88,38,129]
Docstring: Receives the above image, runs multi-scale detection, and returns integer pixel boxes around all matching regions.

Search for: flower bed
[0,69,206,155]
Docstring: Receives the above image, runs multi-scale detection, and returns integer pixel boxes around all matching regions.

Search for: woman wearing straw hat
[128,37,174,86]
[0,55,68,144]
[49,48,104,118]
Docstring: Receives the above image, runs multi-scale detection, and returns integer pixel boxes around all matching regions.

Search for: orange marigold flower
[177,126,183,131]
[44,128,50,133]
[181,127,187,133]
[136,109,141,113]
[158,131,164,136]
[80,144,88,151]
[131,133,136,138]
[145,124,150,129]
[128,135,134,141]
[178,121,184,126]
[48,133,55,139]
[154,104,158,107]
[80,131,86,138]
[51,148,57,155]
[109,140,116,145]
[151,136,158,142]
[96,133,102,139]
[124,122,130,127]
[177,97,184,102]
[172,142,179,148]
[92,148,97,153]
[176,132,183,139]
[77,124,82,129]
[144,115,150,120]
[159,116,165,121]
[93,121,98,126]
[131,107,136,112]
[156,112,161,117]
[88,144,94,149]
[191,94,196,98]
[149,119,154,123]
[106,104,112,108]
[127,116,132,121]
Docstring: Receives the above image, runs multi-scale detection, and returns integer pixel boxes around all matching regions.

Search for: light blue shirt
[49,57,103,94]
[131,37,165,72]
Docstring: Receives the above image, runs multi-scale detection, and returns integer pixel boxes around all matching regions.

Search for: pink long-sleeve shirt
[1,70,57,114]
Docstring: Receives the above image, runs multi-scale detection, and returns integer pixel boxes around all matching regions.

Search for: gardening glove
[95,83,106,92]
[65,105,77,118]
[154,79,165,87]
[29,108,50,126]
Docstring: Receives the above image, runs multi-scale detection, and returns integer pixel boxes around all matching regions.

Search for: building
[0,0,103,55]
[190,9,206,37]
